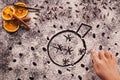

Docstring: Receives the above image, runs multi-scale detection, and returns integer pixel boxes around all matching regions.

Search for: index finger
[91,50,99,63]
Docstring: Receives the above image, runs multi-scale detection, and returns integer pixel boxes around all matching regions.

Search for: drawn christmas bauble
[47,23,92,67]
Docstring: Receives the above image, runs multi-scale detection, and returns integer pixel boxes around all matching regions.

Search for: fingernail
[91,49,94,53]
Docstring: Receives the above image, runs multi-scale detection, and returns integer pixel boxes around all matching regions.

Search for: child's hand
[91,50,120,80]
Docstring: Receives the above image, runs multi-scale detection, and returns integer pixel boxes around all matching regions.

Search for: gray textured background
[0,0,120,80]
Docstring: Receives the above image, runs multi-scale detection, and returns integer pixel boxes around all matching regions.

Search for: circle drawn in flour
[47,23,92,67]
